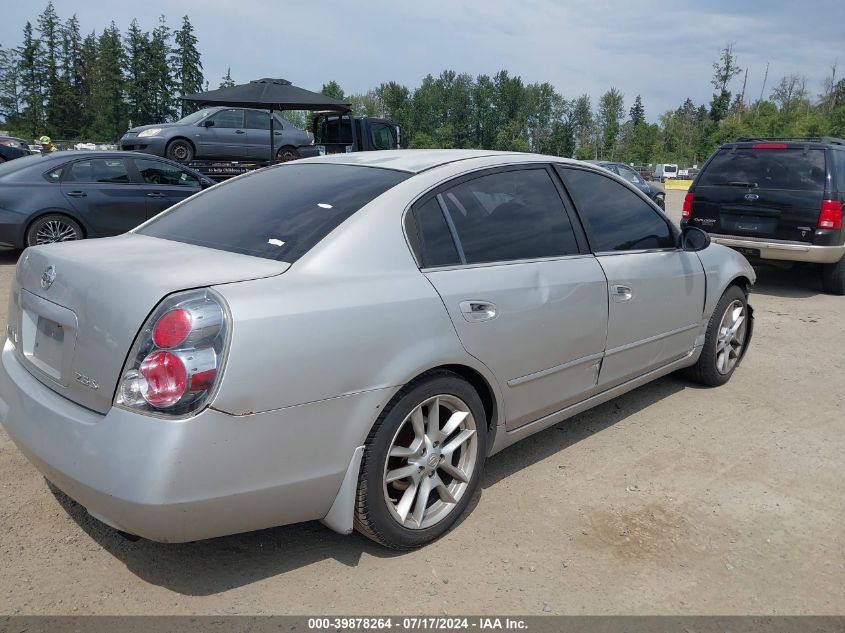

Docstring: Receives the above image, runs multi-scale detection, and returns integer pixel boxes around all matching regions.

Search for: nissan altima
[0,150,755,549]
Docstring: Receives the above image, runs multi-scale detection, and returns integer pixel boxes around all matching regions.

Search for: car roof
[302,149,578,174]
[721,137,845,150]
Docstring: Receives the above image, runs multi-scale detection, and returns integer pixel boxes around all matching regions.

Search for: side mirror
[202,119,215,127]
[679,226,711,252]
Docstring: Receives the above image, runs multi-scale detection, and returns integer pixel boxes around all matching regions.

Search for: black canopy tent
[182,78,352,162]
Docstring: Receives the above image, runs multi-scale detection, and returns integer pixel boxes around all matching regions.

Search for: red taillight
[819,199,843,230]
[138,351,188,408]
[682,192,694,218]
[152,308,192,348]
[752,143,787,150]
[116,290,228,415]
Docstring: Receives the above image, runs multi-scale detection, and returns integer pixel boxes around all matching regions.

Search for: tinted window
[828,150,845,193]
[563,168,674,252]
[134,159,199,187]
[66,158,130,184]
[616,165,644,185]
[209,109,244,129]
[426,168,579,265]
[245,110,271,130]
[412,197,460,267]
[139,164,409,262]
[371,124,394,150]
[699,148,826,191]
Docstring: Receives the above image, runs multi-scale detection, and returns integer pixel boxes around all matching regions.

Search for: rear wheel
[276,146,300,162]
[26,214,83,247]
[165,139,194,164]
[684,285,749,387]
[354,371,487,549]
[821,256,845,295]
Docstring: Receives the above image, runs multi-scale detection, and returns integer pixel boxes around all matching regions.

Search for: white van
[653,163,678,182]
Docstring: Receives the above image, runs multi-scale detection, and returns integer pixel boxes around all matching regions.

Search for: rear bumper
[708,234,845,264]
[0,339,387,542]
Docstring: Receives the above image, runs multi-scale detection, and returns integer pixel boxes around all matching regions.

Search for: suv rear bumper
[709,234,845,264]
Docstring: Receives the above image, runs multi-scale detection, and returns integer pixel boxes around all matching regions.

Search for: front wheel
[684,285,750,387]
[276,146,300,162]
[165,139,194,164]
[821,256,845,295]
[354,371,487,549]
[26,214,83,247]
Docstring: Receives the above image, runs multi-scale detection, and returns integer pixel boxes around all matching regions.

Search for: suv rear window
[699,148,826,191]
[138,163,409,262]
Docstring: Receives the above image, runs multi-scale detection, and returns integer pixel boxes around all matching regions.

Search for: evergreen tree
[53,15,86,138]
[17,21,44,138]
[598,87,624,159]
[149,17,176,122]
[88,22,125,140]
[0,45,21,125]
[629,94,645,125]
[572,94,594,159]
[78,30,98,134]
[172,15,203,116]
[219,67,235,88]
[320,81,345,100]
[37,2,61,135]
[124,19,153,126]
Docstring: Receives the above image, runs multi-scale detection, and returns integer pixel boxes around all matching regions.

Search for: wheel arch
[165,136,196,157]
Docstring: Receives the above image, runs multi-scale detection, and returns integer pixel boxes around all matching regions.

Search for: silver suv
[120,106,312,163]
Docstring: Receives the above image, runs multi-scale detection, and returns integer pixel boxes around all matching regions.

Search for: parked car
[0,150,755,549]
[653,163,679,182]
[633,164,653,180]
[0,151,213,248]
[119,106,312,163]
[589,160,666,209]
[0,138,31,163]
[681,136,845,294]
[312,112,401,155]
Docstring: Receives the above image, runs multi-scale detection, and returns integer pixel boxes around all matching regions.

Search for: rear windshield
[699,148,826,191]
[664,165,677,172]
[138,163,410,262]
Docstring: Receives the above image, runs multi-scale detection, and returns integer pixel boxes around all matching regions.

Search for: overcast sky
[2,0,842,121]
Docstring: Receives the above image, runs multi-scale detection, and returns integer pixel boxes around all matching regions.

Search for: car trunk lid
[8,233,289,414]
[691,146,827,244]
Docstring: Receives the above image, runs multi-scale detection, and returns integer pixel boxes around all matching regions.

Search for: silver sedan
[0,150,755,549]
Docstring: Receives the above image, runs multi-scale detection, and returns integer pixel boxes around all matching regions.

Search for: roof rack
[733,136,845,145]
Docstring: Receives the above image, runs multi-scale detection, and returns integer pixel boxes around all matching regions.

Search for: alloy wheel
[35,219,79,245]
[715,299,746,374]
[383,394,478,530]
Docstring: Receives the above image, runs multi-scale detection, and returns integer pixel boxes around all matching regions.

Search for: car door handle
[146,192,165,198]
[459,301,498,322]
[235,130,246,134]
[66,191,87,197]
[611,285,633,302]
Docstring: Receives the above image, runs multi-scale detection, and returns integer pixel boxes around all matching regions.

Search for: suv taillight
[818,200,843,230]
[115,289,229,417]
[682,192,694,218]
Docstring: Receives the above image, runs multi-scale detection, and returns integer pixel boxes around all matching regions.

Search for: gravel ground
[0,189,843,615]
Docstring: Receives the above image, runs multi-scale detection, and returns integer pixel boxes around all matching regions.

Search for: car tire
[276,146,300,162]
[165,139,194,164]
[26,214,84,247]
[821,256,845,295]
[684,285,749,387]
[354,370,487,550]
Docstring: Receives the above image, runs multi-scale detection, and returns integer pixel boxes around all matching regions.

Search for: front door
[197,108,247,159]
[558,166,705,388]
[60,157,149,236]
[411,166,609,429]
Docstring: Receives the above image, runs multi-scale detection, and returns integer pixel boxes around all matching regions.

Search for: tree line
[0,3,204,142]
[2,5,844,166]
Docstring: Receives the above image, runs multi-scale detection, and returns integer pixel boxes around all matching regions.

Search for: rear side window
[414,168,579,266]
[561,168,674,252]
[138,163,409,262]
[134,158,199,187]
[699,148,826,191]
[65,158,130,184]
[412,198,461,267]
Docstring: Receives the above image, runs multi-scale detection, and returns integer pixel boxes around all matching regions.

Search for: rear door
[130,157,203,218]
[244,110,283,160]
[60,157,149,236]
[409,165,609,430]
[558,166,705,388]
[691,146,827,244]
[197,108,247,158]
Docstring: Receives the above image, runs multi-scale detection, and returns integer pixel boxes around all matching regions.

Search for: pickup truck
[309,112,400,156]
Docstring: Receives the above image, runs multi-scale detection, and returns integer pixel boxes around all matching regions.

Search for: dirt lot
[1,189,843,615]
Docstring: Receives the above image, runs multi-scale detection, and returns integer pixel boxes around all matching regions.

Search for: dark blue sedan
[0,151,213,249]
[588,160,666,210]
